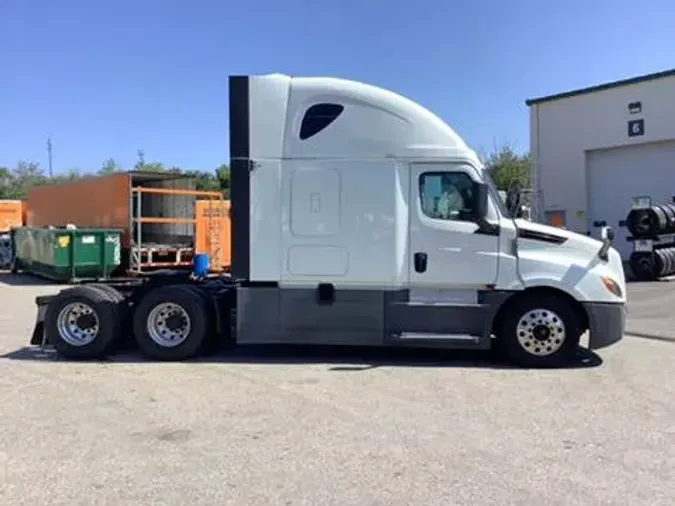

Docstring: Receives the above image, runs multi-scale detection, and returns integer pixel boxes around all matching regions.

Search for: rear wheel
[496,294,581,367]
[44,285,122,359]
[85,283,132,348]
[132,284,209,361]
[85,283,124,302]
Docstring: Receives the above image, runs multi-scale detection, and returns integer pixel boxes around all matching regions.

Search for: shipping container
[12,227,123,282]
[0,199,25,232]
[195,199,231,272]
[26,171,224,273]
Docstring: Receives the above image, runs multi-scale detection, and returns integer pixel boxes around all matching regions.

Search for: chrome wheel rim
[146,302,191,348]
[56,302,100,347]
[516,308,566,356]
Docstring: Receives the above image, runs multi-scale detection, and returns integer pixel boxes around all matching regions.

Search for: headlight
[601,276,623,298]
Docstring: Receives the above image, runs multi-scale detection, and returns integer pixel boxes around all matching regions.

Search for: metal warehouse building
[526,68,675,260]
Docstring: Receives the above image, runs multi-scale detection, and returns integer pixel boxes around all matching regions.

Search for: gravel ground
[0,273,673,506]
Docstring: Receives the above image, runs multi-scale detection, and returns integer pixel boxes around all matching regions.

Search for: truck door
[409,163,500,291]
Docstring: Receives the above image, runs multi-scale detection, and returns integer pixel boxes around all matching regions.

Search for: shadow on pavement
[0,271,58,286]
[2,343,603,371]
[625,332,675,344]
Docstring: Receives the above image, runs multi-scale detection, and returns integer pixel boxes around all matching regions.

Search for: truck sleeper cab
[29,73,627,367]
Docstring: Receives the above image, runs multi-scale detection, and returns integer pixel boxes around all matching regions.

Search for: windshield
[483,171,510,217]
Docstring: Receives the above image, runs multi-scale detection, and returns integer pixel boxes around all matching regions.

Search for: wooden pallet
[129,245,194,273]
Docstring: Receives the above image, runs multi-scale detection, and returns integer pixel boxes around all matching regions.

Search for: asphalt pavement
[625,280,675,340]
[0,273,673,506]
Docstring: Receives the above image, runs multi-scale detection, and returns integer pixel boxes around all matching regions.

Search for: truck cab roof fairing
[283,76,475,160]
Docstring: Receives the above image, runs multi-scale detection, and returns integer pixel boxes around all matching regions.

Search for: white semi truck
[29,73,627,367]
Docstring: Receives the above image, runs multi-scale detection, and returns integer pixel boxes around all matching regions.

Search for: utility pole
[47,137,54,178]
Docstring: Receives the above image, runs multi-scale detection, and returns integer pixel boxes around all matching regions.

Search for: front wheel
[496,294,582,368]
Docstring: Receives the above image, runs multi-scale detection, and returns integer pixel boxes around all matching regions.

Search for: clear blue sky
[2,0,674,175]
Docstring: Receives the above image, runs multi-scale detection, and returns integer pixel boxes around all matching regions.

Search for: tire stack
[626,203,675,281]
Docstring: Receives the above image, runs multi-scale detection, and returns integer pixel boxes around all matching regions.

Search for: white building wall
[530,74,675,234]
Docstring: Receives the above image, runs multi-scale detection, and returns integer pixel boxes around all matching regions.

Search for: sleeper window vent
[299,103,344,140]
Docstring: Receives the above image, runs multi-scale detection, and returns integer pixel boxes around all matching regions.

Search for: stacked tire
[629,252,657,281]
[43,283,213,361]
[629,246,675,281]
[656,247,675,277]
[626,203,675,281]
[626,203,675,238]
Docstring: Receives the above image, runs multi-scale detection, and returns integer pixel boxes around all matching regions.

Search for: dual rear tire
[44,283,210,361]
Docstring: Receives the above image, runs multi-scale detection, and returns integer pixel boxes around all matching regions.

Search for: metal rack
[129,186,224,274]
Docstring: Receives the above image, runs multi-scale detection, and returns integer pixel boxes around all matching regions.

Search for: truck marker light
[601,276,622,298]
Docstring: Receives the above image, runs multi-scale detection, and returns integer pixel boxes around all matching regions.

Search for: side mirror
[597,226,615,261]
[601,226,615,242]
[474,182,489,219]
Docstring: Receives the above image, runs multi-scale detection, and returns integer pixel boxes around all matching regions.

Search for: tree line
[0,149,230,200]
[0,145,529,201]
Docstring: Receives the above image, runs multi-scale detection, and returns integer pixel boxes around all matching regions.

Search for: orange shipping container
[0,200,25,232]
[195,199,231,272]
[26,172,199,248]
[27,173,136,243]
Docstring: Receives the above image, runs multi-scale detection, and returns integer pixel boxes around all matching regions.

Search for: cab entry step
[385,301,491,349]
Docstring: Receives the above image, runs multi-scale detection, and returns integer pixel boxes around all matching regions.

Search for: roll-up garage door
[586,140,675,260]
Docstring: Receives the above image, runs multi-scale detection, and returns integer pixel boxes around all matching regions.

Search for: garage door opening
[586,140,675,260]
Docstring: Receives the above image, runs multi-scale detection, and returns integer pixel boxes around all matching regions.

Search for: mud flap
[30,295,55,347]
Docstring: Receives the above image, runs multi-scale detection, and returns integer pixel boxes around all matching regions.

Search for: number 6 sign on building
[628,118,645,137]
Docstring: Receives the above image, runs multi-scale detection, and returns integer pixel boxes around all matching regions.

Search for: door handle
[414,252,427,273]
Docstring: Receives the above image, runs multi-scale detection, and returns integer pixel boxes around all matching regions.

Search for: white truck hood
[513,219,626,303]
[514,219,604,255]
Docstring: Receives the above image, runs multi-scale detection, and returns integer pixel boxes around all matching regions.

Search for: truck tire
[85,283,124,302]
[177,284,222,354]
[497,293,581,368]
[85,283,132,349]
[43,285,122,359]
[132,284,209,361]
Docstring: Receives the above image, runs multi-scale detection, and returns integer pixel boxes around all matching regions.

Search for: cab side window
[419,172,476,222]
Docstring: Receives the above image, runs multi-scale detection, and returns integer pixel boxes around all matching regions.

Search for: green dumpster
[12,227,123,283]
